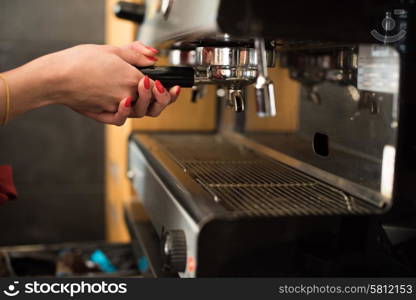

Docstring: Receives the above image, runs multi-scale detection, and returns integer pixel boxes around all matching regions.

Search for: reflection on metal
[190,85,206,103]
[254,38,277,117]
[169,48,196,66]
[358,45,400,94]
[159,0,173,20]
[226,89,244,112]
[225,132,390,209]
[381,145,395,200]
[348,85,361,102]
[167,42,276,113]
[128,139,200,278]
[278,44,400,208]
[149,133,380,216]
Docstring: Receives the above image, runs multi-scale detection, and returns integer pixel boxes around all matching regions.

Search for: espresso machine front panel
[244,44,401,209]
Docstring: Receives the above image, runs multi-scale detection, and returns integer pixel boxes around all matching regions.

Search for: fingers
[146,80,172,117]
[80,82,181,123]
[127,41,159,57]
[113,96,134,125]
[169,86,181,104]
[115,41,158,67]
[83,97,133,126]
[131,76,153,118]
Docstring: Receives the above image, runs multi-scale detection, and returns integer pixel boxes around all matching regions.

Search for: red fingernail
[176,86,181,96]
[145,46,158,54]
[145,55,158,62]
[144,76,150,89]
[124,96,132,108]
[155,80,165,93]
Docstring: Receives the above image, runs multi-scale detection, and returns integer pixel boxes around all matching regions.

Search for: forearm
[1,55,58,122]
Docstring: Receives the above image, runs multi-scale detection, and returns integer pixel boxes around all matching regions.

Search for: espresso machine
[116,0,416,277]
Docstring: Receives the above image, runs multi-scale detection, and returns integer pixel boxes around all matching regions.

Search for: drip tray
[148,133,380,217]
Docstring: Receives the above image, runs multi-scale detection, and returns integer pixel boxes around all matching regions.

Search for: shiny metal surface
[150,133,381,216]
[254,38,276,118]
[170,46,275,85]
[357,45,400,94]
[276,44,400,205]
[195,46,275,67]
[168,45,276,113]
[181,45,276,113]
[128,139,202,278]
[190,85,207,103]
[160,0,173,20]
[226,131,390,209]
[254,38,277,117]
[226,89,244,112]
[255,79,277,117]
[169,49,196,66]
[130,133,377,277]
[138,0,220,45]
[195,67,258,84]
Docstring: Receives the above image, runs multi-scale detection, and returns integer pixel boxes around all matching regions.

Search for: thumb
[78,97,133,126]
[115,42,158,67]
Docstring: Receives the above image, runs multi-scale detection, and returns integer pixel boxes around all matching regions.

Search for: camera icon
[3,281,20,297]
[371,10,407,43]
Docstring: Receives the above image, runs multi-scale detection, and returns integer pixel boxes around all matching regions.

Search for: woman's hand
[1,42,181,125]
[80,77,180,126]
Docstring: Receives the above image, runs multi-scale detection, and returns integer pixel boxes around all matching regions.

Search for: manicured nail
[145,46,158,54]
[144,76,150,89]
[155,80,165,93]
[176,86,181,96]
[145,55,158,62]
[124,96,132,108]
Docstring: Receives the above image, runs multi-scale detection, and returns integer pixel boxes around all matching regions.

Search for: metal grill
[153,134,379,217]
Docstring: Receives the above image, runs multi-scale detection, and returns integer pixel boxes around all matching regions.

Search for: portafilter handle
[254,38,277,117]
[136,66,195,89]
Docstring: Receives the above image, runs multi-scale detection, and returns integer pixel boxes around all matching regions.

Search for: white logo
[371,10,407,44]
[3,281,20,297]
[2,281,127,297]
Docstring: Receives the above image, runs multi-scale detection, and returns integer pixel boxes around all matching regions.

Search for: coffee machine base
[126,132,410,277]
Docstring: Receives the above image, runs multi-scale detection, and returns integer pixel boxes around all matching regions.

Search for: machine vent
[154,134,379,217]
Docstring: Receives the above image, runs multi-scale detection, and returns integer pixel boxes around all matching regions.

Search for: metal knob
[254,38,277,117]
[162,230,187,273]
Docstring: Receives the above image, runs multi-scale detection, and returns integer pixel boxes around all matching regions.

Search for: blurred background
[0,0,106,245]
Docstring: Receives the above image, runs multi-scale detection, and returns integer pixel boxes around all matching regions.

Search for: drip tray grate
[153,134,379,217]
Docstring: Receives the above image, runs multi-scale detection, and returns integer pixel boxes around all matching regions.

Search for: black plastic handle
[137,66,195,88]
[114,1,146,24]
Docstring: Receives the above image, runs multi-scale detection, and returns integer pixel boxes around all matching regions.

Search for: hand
[1,41,181,125]
[80,80,181,126]
[46,42,156,114]
[47,42,181,125]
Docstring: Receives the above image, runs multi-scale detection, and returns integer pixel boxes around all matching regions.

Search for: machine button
[162,230,187,273]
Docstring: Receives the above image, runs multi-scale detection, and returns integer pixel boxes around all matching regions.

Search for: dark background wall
[0,0,105,245]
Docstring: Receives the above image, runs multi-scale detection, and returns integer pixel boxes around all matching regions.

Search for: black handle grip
[114,1,146,24]
[137,66,195,88]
